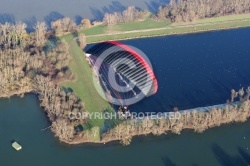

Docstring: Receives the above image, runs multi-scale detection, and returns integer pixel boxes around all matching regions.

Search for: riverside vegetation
[154,0,250,22]
[84,0,250,43]
[0,22,87,141]
[1,0,250,145]
[102,88,250,145]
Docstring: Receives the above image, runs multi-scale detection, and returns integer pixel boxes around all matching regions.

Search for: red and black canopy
[87,41,158,104]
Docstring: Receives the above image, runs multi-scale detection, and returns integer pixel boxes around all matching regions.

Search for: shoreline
[0,89,34,99]
[1,91,248,146]
[59,101,250,145]
[87,24,250,44]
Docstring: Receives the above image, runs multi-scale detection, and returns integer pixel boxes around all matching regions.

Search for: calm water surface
[122,27,250,113]
[0,0,168,23]
[1,28,250,166]
[0,94,250,166]
[86,27,250,113]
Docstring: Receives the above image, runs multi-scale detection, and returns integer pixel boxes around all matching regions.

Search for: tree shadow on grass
[62,87,73,93]
[212,144,247,166]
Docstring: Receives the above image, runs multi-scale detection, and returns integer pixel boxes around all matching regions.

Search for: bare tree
[246,87,250,100]
[51,17,77,35]
[231,89,238,102]
[238,88,245,101]
[52,119,75,141]
[78,33,86,49]
[35,22,47,48]
[103,6,146,25]
[156,0,250,22]
[0,22,27,48]
[81,19,91,29]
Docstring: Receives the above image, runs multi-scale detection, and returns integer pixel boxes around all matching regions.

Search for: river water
[0,0,168,23]
[1,28,250,165]
[87,27,250,113]
[0,94,250,166]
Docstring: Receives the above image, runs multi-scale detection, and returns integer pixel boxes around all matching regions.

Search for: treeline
[0,21,88,140]
[65,87,250,145]
[35,76,86,141]
[0,23,74,93]
[103,6,148,25]
[155,0,250,22]
[51,17,78,35]
[100,87,250,145]
[230,87,250,102]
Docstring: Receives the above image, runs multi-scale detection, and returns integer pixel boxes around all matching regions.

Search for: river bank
[2,87,249,146]
[0,89,33,98]
[56,100,250,145]
[85,16,250,43]
[1,94,250,166]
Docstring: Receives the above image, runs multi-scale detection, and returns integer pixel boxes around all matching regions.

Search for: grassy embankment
[59,34,112,141]
[84,13,250,43]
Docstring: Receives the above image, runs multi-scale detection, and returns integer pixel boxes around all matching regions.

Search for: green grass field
[59,34,110,130]
[83,24,107,36]
[84,13,250,43]
[83,17,170,35]
[172,13,250,25]
[108,18,170,31]
[86,19,250,43]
